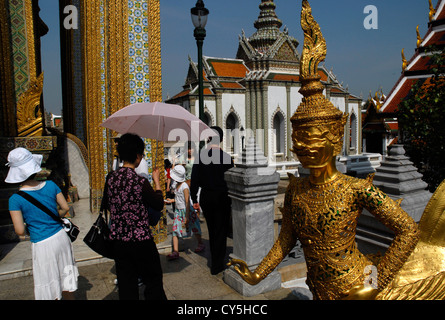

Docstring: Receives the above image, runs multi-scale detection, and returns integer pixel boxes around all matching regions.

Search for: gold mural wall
[81,0,166,242]
[0,0,44,138]
[0,0,17,137]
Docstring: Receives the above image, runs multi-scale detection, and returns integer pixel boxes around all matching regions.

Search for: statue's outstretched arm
[228,206,298,285]
[359,181,420,290]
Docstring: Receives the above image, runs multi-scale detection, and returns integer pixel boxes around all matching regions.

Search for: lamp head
[191,0,209,29]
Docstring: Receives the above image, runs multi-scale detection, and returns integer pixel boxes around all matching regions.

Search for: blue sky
[38,1,436,114]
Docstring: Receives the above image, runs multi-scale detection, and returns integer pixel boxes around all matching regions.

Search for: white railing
[268,161,301,178]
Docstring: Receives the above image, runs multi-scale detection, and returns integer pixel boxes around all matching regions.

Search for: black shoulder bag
[83,175,115,259]
[17,191,80,242]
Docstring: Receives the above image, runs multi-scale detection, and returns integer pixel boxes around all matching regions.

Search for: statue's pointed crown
[291,0,347,126]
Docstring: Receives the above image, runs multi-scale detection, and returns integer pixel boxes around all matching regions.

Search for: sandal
[167,252,179,260]
[194,244,205,253]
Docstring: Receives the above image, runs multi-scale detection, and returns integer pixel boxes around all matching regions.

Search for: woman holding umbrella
[103,133,167,300]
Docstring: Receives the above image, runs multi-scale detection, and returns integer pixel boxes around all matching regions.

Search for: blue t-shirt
[9,181,63,243]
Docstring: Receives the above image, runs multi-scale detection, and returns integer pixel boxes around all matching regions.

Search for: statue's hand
[227,259,262,286]
[343,285,380,300]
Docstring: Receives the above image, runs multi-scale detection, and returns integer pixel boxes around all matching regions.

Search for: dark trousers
[113,239,167,300]
[200,189,231,275]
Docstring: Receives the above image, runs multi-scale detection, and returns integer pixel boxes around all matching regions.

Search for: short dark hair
[117,133,145,163]
[25,173,37,182]
[164,159,172,169]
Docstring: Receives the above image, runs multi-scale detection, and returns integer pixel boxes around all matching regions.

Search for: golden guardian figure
[228,0,445,300]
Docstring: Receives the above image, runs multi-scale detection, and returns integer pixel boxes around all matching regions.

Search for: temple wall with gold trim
[0,0,50,243]
[62,0,167,242]
[0,0,167,244]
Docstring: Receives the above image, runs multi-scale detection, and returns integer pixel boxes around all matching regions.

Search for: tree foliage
[398,47,445,192]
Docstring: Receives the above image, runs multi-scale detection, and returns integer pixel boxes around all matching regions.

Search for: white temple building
[167,0,376,176]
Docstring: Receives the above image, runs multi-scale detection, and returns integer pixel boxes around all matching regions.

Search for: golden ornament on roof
[416,25,423,48]
[402,48,408,71]
[429,0,436,22]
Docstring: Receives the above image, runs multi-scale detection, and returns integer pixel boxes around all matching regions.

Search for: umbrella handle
[154,115,161,169]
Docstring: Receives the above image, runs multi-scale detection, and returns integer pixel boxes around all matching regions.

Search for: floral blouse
[105,167,163,242]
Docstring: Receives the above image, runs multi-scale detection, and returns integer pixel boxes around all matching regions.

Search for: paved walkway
[0,197,309,301]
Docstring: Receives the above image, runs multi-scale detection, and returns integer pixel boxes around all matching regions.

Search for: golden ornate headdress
[291,0,348,128]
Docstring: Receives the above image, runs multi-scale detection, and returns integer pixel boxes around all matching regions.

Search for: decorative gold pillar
[1,0,44,137]
[82,0,107,210]
[0,0,17,137]
[80,0,166,242]
[147,0,167,243]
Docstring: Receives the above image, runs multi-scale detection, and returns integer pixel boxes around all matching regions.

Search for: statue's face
[292,125,335,169]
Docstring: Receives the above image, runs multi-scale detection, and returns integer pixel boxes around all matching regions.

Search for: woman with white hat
[165,165,204,260]
[6,148,78,300]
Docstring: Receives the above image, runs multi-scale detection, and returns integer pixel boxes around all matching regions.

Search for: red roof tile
[435,0,445,20]
[208,61,248,78]
[424,30,445,46]
[171,89,191,100]
[272,74,300,81]
[203,88,213,95]
[330,87,345,94]
[383,78,418,113]
[220,82,244,89]
[409,56,433,72]
[383,77,436,113]
[386,122,399,131]
[389,137,399,146]
[318,69,329,81]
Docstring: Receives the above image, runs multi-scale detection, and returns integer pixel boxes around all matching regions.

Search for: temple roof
[169,56,249,100]
[167,1,359,103]
[249,0,284,51]
[381,0,444,114]
[168,54,356,101]
[236,0,299,69]
[205,57,249,79]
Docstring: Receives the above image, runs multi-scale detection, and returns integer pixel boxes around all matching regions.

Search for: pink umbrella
[101,102,215,142]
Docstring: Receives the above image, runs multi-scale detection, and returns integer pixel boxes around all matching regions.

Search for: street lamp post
[191,0,209,122]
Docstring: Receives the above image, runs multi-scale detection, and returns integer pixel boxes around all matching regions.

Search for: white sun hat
[170,165,186,183]
[5,148,43,184]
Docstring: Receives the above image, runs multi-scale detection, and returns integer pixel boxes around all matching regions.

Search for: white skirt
[32,229,79,300]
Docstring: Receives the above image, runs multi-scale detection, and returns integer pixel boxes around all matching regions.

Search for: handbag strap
[17,191,63,224]
[100,174,111,224]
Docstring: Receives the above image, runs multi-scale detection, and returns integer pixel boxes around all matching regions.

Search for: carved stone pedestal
[223,137,282,296]
[357,144,432,251]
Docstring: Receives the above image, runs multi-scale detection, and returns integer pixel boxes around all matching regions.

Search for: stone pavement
[0,197,310,301]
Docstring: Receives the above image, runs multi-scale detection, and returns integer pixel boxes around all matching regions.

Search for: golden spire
[416,25,423,48]
[291,0,347,127]
[429,0,436,22]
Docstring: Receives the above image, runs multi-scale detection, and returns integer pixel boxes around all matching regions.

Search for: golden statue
[228,0,445,300]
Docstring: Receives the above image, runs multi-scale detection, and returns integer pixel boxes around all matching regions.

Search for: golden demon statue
[229,0,445,300]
